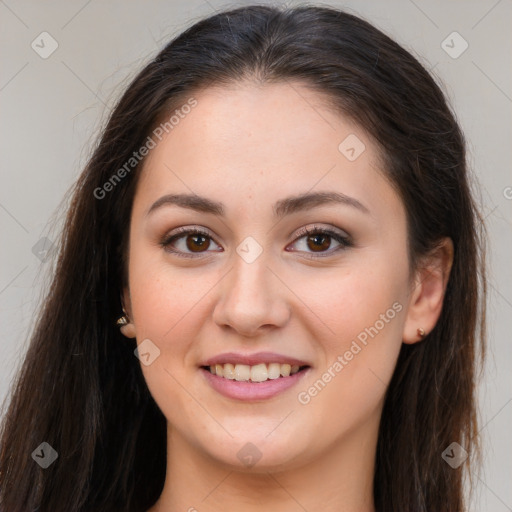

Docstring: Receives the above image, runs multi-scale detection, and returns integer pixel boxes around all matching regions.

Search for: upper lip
[201,352,311,367]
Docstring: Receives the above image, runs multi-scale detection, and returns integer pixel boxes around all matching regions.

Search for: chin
[201,432,310,472]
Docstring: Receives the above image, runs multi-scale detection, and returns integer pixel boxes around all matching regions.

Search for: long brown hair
[0,5,486,511]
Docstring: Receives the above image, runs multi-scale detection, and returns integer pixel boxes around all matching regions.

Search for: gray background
[1,1,510,510]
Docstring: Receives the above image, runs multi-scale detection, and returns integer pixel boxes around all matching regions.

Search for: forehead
[134,81,403,223]
[145,81,361,168]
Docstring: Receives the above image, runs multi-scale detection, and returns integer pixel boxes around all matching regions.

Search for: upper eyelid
[294,224,350,239]
[165,224,349,242]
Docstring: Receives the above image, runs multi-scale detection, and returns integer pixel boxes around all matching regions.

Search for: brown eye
[306,232,332,252]
[288,225,352,258]
[186,233,210,252]
[161,228,222,258]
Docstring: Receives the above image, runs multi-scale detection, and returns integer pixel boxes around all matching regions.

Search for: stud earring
[116,305,129,326]
[116,315,128,326]
[417,327,426,337]
[116,302,135,338]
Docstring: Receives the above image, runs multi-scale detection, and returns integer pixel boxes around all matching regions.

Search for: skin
[120,81,453,512]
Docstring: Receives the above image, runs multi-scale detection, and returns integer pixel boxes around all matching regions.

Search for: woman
[0,4,486,511]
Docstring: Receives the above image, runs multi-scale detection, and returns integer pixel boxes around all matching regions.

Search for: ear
[402,237,454,344]
[120,286,137,339]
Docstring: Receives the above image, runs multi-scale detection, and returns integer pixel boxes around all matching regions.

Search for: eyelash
[160,225,352,260]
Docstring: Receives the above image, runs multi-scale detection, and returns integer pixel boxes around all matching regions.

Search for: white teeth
[267,363,281,380]
[250,363,268,382]
[207,362,304,382]
[223,363,235,379]
[280,364,291,377]
[234,364,250,381]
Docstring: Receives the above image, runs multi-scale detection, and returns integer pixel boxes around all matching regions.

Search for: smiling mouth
[201,363,310,383]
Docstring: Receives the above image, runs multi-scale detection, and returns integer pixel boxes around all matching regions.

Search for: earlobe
[402,237,454,344]
[120,323,137,338]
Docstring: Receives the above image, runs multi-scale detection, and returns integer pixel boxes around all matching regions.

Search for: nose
[212,250,291,337]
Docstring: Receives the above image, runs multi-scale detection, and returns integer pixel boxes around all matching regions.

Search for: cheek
[292,251,408,349]
[291,250,408,415]
[128,245,211,341]
[127,252,213,428]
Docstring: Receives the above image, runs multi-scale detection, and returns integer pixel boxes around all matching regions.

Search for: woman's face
[124,81,418,471]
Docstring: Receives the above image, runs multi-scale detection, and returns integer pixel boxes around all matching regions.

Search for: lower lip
[200,367,311,401]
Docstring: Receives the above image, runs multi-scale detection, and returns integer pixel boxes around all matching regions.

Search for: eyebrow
[146,190,370,218]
